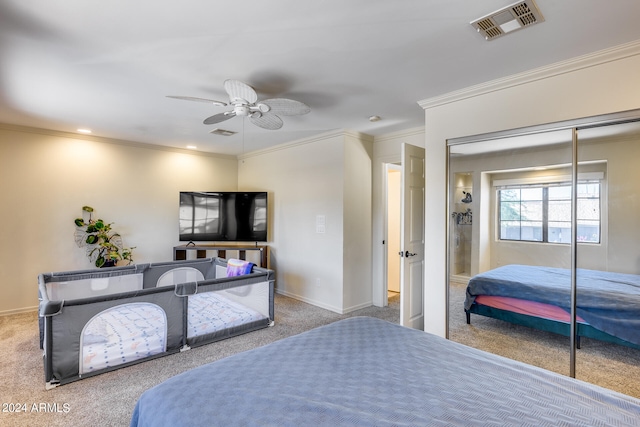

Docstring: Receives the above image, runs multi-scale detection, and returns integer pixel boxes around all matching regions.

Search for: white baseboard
[275,289,345,314]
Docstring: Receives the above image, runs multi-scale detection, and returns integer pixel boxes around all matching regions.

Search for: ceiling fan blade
[166,96,227,106]
[224,79,258,104]
[203,111,235,125]
[262,98,310,116]
[250,113,283,130]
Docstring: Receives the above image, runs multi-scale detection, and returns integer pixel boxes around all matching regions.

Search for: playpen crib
[38,257,274,389]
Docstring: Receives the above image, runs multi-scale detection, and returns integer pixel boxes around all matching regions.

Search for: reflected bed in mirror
[464,264,640,350]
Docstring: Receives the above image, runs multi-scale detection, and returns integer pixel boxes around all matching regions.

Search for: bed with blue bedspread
[465,264,640,348]
[130,316,640,426]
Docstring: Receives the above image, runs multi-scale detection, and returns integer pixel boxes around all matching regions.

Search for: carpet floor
[448,280,640,398]
[2,285,639,426]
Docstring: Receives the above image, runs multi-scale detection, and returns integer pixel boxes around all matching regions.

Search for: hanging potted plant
[73,206,135,268]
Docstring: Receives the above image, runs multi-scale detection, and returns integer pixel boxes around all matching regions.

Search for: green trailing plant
[74,206,135,268]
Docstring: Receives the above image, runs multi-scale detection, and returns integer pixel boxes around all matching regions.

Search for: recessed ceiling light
[186,145,198,150]
[77,128,92,134]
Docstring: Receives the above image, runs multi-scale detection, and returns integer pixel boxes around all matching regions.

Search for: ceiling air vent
[471,0,544,41]
[209,128,237,136]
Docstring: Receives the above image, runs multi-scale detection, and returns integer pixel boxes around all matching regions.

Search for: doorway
[379,143,425,330]
[386,164,401,300]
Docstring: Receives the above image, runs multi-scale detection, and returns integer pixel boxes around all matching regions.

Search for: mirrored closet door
[447,110,640,397]
[574,120,640,395]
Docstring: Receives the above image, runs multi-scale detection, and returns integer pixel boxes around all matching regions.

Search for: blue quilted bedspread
[465,264,640,346]
[130,317,640,426]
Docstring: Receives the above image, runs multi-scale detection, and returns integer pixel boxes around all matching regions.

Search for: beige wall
[583,135,640,274]
[420,41,640,337]
[342,133,374,311]
[0,126,238,314]
[238,131,373,314]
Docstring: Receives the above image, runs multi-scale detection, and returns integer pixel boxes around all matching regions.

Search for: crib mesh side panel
[39,266,145,301]
[221,281,271,318]
[47,291,183,384]
[186,278,273,347]
[79,302,168,375]
[45,274,144,300]
[141,258,218,289]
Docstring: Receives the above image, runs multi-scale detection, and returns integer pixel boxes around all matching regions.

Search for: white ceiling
[2,0,640,156]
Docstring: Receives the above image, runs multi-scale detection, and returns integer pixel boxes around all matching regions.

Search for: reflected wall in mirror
[447,114,640,399]
[450,172,472,282]
[575,121,640,396]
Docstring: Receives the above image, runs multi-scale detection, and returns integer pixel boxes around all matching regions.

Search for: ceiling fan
[168,79,310,130]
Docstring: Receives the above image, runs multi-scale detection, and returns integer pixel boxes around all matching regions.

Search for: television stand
[173,244,268,268]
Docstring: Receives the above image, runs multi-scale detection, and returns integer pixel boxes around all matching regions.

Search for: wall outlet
[316,215,326,233]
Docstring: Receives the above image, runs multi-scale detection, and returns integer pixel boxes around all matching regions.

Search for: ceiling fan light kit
[169,79,310,131]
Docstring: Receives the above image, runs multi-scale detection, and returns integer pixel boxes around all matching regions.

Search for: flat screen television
[179,191,268,242]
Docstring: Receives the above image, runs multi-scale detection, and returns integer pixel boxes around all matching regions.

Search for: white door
[400,143,425,329]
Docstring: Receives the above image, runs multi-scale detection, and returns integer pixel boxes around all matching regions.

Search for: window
[498,181,600,244]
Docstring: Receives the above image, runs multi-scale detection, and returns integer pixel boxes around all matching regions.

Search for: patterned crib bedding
[80,303,167,374]
[187,292,267,338]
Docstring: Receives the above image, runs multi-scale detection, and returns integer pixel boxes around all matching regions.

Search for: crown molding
[238,129,373,160]
[418,39,640,111]
[0,123,236,159]
[373,126,424,143]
